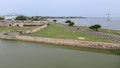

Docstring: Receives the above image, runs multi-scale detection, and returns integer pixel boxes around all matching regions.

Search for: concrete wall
[16,36,120,50]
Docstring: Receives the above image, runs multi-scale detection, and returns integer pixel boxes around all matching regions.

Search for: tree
[0,17,4,20]
[89,24,101,31]
[31,16,41,21]
[65,20,71,23]
[15,16,27,20]
[28,16,46,21]
[65,20,75,26]
[27,17,32,20]
[40,17,47,21]
[53,20,57,22]
[69,22,74,26]
[65,20,74,26]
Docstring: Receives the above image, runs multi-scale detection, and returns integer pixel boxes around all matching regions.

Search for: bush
[0,17,4,20]
[69,22,74,26]
[15,16,27,20]
[65,20,74,26]
[31,16,41,21]
[65,20,72,23]
[89,24,101,31]
[53,20,57,22]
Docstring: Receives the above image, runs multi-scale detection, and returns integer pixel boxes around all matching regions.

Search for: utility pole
[106,13,111,32]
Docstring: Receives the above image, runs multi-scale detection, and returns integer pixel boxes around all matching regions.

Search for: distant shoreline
[48,17,120,30]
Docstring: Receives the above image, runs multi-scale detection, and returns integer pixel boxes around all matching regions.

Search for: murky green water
[0,40,120,68]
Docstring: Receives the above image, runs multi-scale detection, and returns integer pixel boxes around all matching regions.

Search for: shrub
[53,20,57,22]
[65,20,72,23]
[89,24,101,31]
[69,22,75,26]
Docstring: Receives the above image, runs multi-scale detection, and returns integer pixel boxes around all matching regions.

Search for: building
[4,13,23,20]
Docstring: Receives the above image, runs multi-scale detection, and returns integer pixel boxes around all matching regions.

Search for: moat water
[0,40,120,68]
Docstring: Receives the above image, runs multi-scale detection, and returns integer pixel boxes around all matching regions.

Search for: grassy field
[27,24,115,43]
[99,29,120,36]
[0,26,37,32]
[76,25,120,36]
[55,22,120,36]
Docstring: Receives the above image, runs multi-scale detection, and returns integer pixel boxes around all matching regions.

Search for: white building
[4,13,23,20]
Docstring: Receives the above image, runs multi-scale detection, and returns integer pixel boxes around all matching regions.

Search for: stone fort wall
[16,36,120,50]
[0,20,48,27]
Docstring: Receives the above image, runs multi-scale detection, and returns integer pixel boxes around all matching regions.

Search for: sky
[0,0,120,17]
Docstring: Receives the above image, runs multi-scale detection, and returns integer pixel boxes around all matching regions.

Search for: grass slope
[99,29,120,36]
[28,24,115,43]
[0,26,37,32]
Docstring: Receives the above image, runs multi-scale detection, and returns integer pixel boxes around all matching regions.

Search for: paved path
[52,23,120,43]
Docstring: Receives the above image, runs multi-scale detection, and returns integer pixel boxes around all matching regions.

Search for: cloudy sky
[0,0,119,17]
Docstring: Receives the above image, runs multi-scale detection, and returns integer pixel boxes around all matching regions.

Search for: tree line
[15,16,46,21]
[0,16,46,21]
[0,17,4,20]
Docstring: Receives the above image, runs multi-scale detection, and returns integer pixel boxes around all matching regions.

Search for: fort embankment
[0,22,120,50]
[15,35,120,50]
[26,24,47,33]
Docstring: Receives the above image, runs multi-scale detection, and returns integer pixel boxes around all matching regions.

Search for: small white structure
[4,13,22,20]
[78,37,85,40]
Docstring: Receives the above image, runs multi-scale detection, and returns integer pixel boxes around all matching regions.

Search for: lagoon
[48,17,120,30]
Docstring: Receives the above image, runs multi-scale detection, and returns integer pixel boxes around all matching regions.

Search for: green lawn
[99,29,120,36]
[55,22,120,36]
[75,25,120,36]
[27,24,115,43]
[76,25,120,36]
[0,26,37,32]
